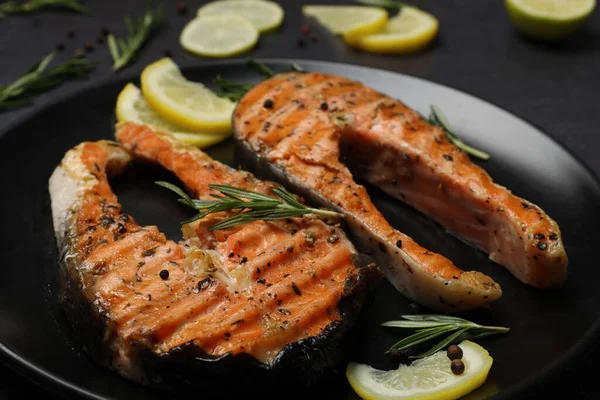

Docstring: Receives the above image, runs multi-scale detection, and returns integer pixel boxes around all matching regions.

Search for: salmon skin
[234,72,563,310]
[48,123,379,390]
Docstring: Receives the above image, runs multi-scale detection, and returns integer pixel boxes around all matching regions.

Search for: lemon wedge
[197,0,284,33]
[505,0,596,40]
[180,14,259,58]
[115,83,231,148]
[346,340,493,400]
[302,5,388,46]
[357,6,439,54]
[141,57,235,134]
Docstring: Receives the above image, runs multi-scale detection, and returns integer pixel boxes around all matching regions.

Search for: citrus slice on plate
[302,5,388,46]
[180,14,259,58]
[197,0,284,33]
[505,0,596,40]
[357,6,439,54]
[115,83,231,148]
[346,340,493,400]
[141,57,236,134]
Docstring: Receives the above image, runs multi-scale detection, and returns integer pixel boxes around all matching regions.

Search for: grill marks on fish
[233,73,512,312]
[235,71,568,293]
[49,127,378,384]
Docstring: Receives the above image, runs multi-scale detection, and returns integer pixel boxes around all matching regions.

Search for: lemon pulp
[141,57,235,134]
[346,340,493,400]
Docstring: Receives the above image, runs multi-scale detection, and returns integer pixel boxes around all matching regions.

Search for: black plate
[1,59,599,400]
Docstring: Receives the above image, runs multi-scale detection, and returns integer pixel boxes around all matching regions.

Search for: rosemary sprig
[0,51,95,108]
[214,58,305,101]
[356,0,405,10]
[384,314,509,359]
[156,181,343,229]
[428,105,491,161]
[0,0,87,17]
[107,5,164,71]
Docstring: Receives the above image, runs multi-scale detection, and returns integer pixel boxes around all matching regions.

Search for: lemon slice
[302,5,388,46]
[357,6,439,54]
[346,340,493,400]
[115,83,231,148]
[141,57,235,134]
[197,0,284,33]
[505,0,596,40]
[180,14,259,58]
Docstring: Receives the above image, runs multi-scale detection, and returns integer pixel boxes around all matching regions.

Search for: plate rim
[1,58,599,400]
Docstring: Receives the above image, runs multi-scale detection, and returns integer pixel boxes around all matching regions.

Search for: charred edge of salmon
[59,237,379,391]
[139,253,380,392]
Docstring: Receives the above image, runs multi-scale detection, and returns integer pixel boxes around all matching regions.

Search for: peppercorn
[310,36,318,43]
[327,234,339,243]
[301,25,310,35]
[451,359,465,375]
[446,345,463,360]
[164,49,173,57]
[84,41,94,52]
[537,242,548,250]
[534,233,545,240]
[159,269,169,280]
[176,1,187,14]
[263,99,274,109]
[102,28,110,37]
[56,43,65,52]
[320,102,328,111]
[96,36,104,45]
[67,31,76,39]
[297,38,305,48]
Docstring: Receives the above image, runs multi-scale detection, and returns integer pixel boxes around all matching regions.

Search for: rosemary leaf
[355,0,404,10]
[0,51,95,108]
[429,105,491,161]
[157,182,343,230]
[291,63,305,72]
[410,327,470,359]
[107,5,164,71]
[247,58,275,78]
[0,0,87,17]
[384,314,509,359]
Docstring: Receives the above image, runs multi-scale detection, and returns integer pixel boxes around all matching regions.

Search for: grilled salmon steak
[234,72,567,309]
[48,123,379,389]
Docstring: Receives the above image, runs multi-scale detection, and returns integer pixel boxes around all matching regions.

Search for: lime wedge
[505,0,596,40]
[197,0,284,33]
[180,14,259,58]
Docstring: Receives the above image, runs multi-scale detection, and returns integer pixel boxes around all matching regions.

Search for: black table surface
[1,0,599,399]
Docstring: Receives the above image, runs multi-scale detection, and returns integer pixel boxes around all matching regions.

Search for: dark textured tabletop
[1,0,599,399]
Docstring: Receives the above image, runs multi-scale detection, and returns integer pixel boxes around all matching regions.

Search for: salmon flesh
[48,123,379,389]
[233,72,568,310]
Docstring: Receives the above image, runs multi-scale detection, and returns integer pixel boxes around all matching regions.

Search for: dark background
[1,0,599,398]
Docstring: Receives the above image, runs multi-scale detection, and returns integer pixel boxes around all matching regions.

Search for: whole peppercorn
[451,359,465,375]
[446,344,463,360]
[159,269,169,280]
[84,41,94,52]
[176,1,187,14]
[263,99,274,109]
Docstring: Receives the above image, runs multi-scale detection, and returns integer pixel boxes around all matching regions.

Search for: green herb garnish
[384,314,509,359]
[214,58,304,101]
[156,181,343,229]
[0,0,87,17]
[107,5,164,71]
[355,0,405,10]
[0,51,95,108]
[428,105,491,161]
